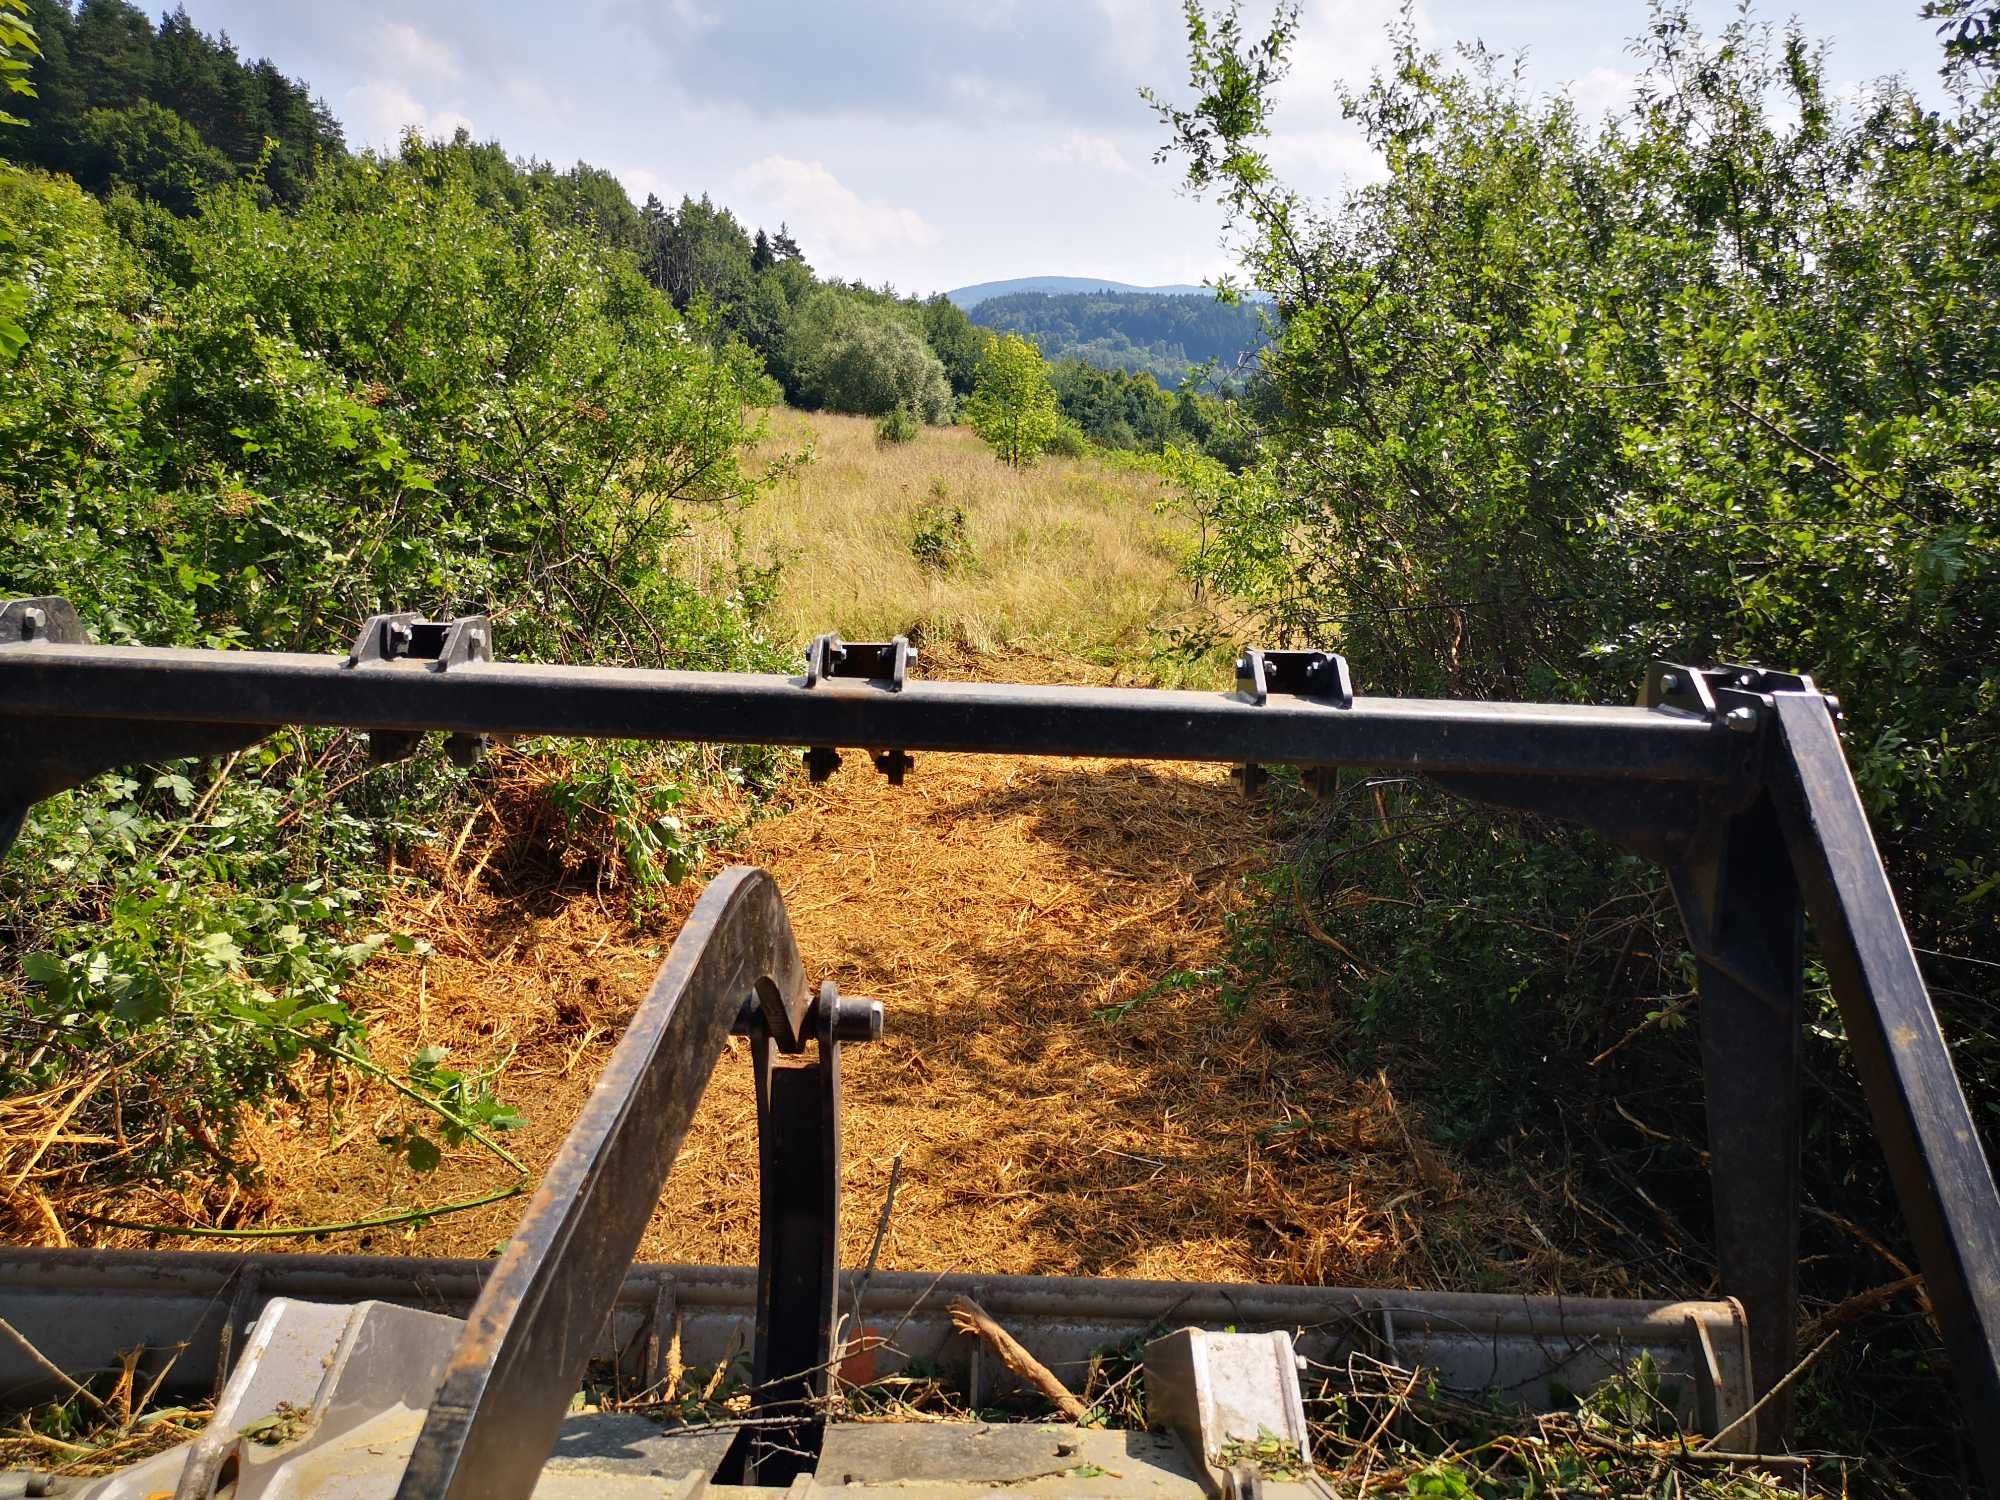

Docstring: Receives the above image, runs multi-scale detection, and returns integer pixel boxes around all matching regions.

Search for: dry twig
[948,1295,1087,1422]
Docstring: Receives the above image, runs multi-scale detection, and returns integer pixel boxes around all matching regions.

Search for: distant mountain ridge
[946,276,1218,308]
[965,289,1265,383]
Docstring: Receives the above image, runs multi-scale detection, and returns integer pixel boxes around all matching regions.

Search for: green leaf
[20,951,65,984]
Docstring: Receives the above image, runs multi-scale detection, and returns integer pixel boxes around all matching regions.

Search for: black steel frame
[394,865,854,1499]
[3,599,1997,1489]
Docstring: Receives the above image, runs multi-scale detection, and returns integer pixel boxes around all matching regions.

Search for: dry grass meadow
[685,409,1213,670]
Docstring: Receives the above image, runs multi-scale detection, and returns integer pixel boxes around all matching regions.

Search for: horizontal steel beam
[0,641,1738,784]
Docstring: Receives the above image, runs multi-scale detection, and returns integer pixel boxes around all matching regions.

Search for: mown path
[199,652,1577,1302]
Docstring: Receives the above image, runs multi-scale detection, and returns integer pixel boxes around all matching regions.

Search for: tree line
[0,0,1251,468]
[0,0,341,209]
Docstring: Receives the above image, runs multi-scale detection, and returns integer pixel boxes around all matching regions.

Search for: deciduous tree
[967,332,1060,465]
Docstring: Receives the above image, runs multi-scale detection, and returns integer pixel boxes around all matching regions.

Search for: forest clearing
[62,417,1568,1297]
[4,0,1996,1494]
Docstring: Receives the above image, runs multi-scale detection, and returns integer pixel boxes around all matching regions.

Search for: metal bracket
[345,612,493,765]
[1144,1327,1312,1499]
[802,636,918,785]
[871,748,913,786]
[1234,649,1351,797]
[804,633,915,692]
[1645,660,1832,739]
[804,745,842,784]
[346,612,492,672]
[1235,648,1353,708]
[1,596,85,645]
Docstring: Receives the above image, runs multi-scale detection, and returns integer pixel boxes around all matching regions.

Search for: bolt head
[1724,706,1760,734]
[1658,670,1681,694]
[19,606,46,640]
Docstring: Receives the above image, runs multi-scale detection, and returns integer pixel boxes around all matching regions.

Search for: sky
[181,1,1950,297]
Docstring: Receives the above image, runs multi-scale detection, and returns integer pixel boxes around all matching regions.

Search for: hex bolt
[1658,670,1681,694]
[832,996,885,1043]
[1724,706,1761,734]
[18,606,46,641]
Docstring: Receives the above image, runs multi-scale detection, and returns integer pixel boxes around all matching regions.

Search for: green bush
[784,287,952,422]
[1154,2,2000,1474]
[0,153,781,1213]
[875,402,922,444]
[908,493,972,574]
[1042,417,1090,459]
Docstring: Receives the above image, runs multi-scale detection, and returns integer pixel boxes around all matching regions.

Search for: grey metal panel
[0,1247,1749,1429]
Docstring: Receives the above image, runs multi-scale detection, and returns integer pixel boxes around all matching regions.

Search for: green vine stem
[78,1181,524,1239]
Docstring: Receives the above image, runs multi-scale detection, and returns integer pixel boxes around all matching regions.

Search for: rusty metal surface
[4,602,1997,1485]
[1770,691,2000,1487]
[724,987,844,1485]
[393,866,809,1500]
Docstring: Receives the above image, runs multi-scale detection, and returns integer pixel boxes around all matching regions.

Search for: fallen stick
[0,1312,107,1413]
[948,1295,1087,1422]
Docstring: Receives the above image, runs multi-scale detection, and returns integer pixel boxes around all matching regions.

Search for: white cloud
[1092,0,1174,77]
[343,81,473,149]
[616,165,673,208]
[731,156,939,269]
[1040,130,1141,176]
[1566,65,1636,121]
[944,72,1042,117]
[1280,0,1435,131]
[1268,124,1387,188]
[501,75,568,129]
[378,22,460,84]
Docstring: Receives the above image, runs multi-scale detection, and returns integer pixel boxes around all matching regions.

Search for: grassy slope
[687,410,1210,672]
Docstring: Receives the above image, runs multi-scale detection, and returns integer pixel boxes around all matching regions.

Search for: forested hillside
[0,0,340,206]
[945,275,1215,307]
[967,288,1263,380]
[0,1,1258,467]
